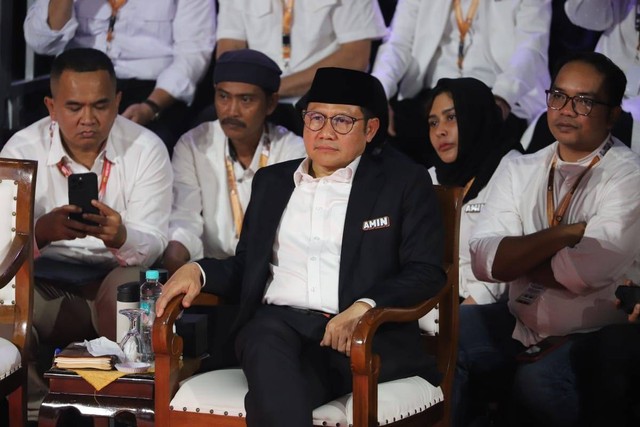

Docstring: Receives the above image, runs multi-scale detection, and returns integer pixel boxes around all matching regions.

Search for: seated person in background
[0,48,172,344]
[215,0,386,134]
[456,52,640,427]
[156,67,446,427]
[162,49,306,276]
[371,0,551,165]
[521,0,638,154]
[24,0,217,152]
[419,77,522,333]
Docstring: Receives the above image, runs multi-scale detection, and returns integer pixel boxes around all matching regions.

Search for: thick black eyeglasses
[302,110,365,135]
[545,89,611,116]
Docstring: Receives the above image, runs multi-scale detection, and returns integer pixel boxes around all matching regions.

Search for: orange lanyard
[462,177,475,199]
[57,157,112,202]
[454,0,480,70]
[225,137,271,238]
[107,0,128,49]
[282,0,294,69]
[545,139,613,227]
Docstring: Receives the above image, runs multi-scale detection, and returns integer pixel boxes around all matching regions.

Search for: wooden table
[38,368,154,427]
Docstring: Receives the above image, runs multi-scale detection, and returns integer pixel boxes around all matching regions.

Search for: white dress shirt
[169,121,306,260]
[469,137,640,346]
[24,0,216,104]
[263,156,367,314]
[565,0,640,122]
[372,0,551,122]
[1,116,173,267]
[217,0,386,79]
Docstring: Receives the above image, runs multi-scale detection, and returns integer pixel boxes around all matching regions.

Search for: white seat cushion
[0,337,21,380]
[170,368,443,426]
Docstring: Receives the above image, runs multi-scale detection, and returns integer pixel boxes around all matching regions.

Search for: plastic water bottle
[139,269,163,363]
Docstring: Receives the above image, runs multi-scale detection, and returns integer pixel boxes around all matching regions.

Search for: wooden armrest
[153,291,224,414]
[153,292,224,356]
[350,283,450,375]
[0,233,29,289]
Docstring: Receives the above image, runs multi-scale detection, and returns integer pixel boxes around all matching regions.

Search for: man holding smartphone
[1,48,172,346]
[455,52,640,427]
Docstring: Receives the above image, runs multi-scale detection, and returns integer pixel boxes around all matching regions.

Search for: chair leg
[7,384,26,427]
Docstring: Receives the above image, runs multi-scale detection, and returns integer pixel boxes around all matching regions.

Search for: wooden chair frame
[154,185,463,427]
[0,158,37,427]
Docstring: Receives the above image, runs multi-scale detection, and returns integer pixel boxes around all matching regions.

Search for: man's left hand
[83,200,127,249]
[320,301,372,357]
[122,102,155,126]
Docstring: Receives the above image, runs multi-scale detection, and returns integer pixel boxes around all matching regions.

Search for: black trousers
[571,323,640,427]
[234,305,352,427]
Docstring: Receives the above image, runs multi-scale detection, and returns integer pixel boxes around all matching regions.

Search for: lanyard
[545,139,613,227]
[282,0,294,69]
[107,0,128,50]
[462,177,475,199]
[57,157,113,202]
[454,0,480,71]
[225,136,271,238]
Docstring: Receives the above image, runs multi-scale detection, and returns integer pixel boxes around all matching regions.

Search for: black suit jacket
[199,146,446,384]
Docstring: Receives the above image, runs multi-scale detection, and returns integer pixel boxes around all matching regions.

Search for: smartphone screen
[68,173,100,226]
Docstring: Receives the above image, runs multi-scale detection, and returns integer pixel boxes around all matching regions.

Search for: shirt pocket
[230,0,271,17]
[127,1,176,37]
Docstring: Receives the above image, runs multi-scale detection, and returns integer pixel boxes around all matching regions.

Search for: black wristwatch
[143,99,161,121]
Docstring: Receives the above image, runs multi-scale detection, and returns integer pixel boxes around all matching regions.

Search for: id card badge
[515,283,545,305]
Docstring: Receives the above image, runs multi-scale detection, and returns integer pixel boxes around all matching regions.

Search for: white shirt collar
[293,155,362,186]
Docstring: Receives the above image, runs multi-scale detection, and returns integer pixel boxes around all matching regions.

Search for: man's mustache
[220,118,247,128]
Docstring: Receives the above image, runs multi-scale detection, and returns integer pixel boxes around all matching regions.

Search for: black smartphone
[615,285,640,314]
[68,172,100,226]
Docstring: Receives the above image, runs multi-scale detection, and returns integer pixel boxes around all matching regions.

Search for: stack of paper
[54,343,117,371]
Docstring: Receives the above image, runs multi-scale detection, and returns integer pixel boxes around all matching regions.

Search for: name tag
[515,283,545,305]
[464,203,484,213]
[362,216,391,231]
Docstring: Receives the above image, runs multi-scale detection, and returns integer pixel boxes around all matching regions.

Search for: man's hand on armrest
[492,222,586,282]
[156,263,203,317]
[320,301,372,357]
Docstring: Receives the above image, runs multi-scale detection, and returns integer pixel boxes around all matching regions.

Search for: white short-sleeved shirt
[23,0,216,103]
[470,138,640,346]
[169,121,306,260]
[217,0,386,76]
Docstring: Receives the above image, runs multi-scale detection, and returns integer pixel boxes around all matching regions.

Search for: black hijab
[425,78,521,203]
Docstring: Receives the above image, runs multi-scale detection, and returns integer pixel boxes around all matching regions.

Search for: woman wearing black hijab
[424,77,522,312]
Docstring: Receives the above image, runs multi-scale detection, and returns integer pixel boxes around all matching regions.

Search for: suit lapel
[338,153,384,301]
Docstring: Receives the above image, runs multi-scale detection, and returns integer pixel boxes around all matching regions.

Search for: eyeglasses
[545,90,611,116]
[302,110,365,135]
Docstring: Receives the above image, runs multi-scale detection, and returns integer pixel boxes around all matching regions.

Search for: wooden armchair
[0,158,37,427]
[154,185,463,427]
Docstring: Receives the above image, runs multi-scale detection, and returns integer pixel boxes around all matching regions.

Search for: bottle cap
[117,282,140,302]
[145,270,160,281]
[140,268,167,283]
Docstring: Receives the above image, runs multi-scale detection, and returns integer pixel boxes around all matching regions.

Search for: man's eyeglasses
[545,90,611,116]
[302,110,365,135]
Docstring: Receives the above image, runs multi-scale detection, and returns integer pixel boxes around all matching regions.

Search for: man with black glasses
[156,67,446,427]
[454,52,640,427]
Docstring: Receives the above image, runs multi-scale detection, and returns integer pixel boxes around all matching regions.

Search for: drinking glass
[118,308,144,363]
